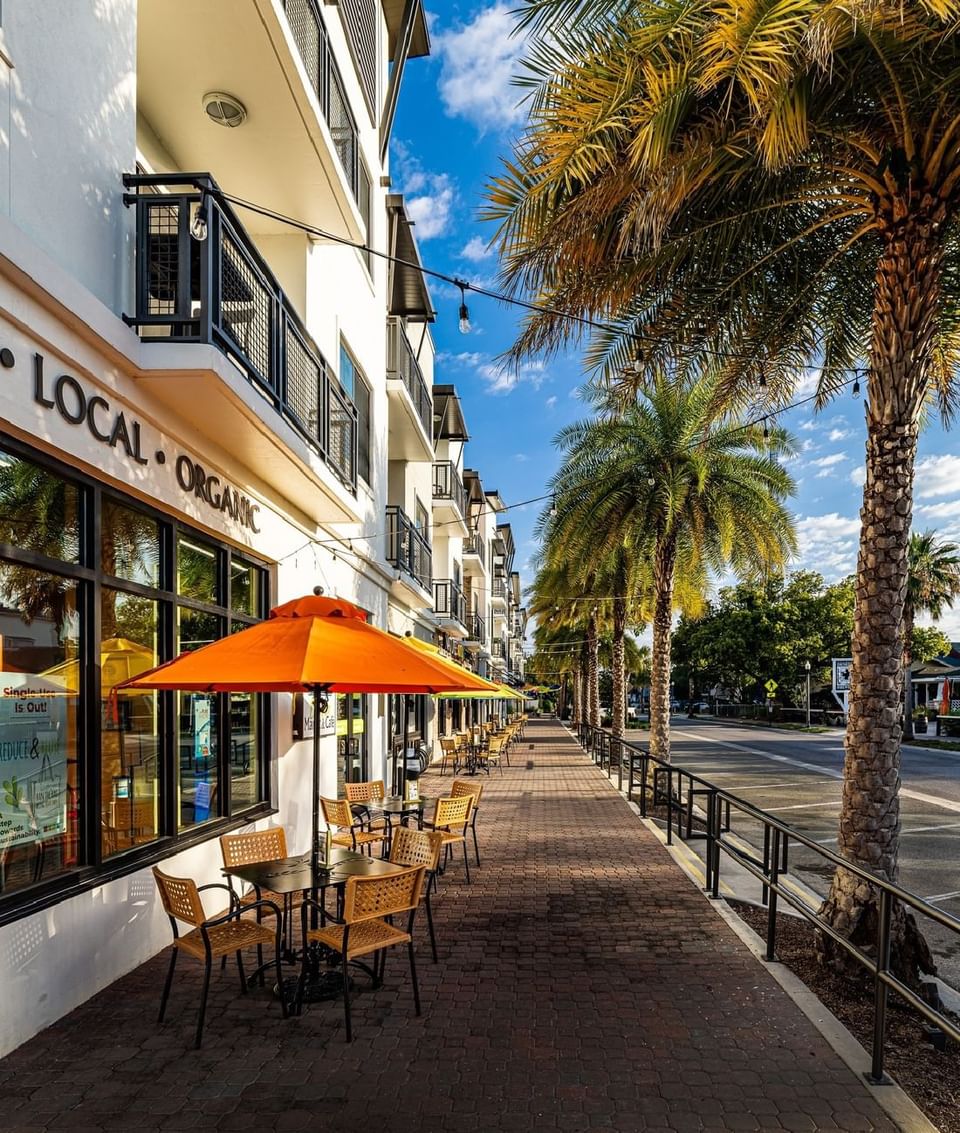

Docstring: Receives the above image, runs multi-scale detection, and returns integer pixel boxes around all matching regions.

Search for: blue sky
[392,2,960,638]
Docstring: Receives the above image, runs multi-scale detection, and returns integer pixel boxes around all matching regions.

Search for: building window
[0,437,271,916]
[340,342,371,485]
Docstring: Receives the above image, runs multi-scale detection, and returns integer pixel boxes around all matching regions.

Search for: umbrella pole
[311,684,327,876]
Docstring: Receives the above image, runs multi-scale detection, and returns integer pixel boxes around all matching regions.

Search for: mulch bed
[729,900,960,1133]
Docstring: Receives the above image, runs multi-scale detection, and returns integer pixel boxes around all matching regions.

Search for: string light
[457,280,471,334]
[763,417,770,440]
[852,374,861,395]
[190,190,209,242]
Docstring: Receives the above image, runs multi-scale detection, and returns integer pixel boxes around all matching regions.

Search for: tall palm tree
[904,531,960,737]
[490,0,960,979]
[546,376,796,760]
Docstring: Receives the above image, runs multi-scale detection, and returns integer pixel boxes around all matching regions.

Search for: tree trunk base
[817,869,936,989]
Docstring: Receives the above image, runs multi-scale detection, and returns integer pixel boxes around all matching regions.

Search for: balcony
[386,506,432,604]
[462,611,487,653]
[491,575,508,606]
[433,579,467,636]
[123,173,360,523]
[137,0,367,247]
[463,532,487,574]
[386,319,434,461]
[432,461,469,535]
[491,638,507,660]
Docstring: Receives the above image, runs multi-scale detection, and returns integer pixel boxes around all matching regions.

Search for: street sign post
[832,658,853,717]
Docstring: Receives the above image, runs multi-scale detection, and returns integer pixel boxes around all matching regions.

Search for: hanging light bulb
[457,280,471,334]
[763,417,770,440]
[758,370,767,388]
[852,373,861,396]
[190,190,209,242]
[549,494,558,517]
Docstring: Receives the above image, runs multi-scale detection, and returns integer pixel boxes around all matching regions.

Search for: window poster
[0,673,69,847]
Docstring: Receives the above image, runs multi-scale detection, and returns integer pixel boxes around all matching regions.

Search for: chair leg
[471,821,481,867]
[236,950,247,992]
[408,940,421,1017]
[424,889,438,963]
[158,947,178,1023]
[195,960,212,1049]
[462,838,471,885]
[275,931,288,1019]
[342,954,353,1042]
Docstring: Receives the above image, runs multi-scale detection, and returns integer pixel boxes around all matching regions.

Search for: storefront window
[0,448,80,563]
[0,565,80,895]
[0,437,271,914]
[101,589,159,858]
[177,537,218,604]
[102,499,160,586]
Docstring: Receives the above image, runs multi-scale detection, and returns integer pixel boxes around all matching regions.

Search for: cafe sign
[20,348,260,532]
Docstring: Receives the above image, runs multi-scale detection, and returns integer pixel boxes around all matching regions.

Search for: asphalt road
[624,715,960,987]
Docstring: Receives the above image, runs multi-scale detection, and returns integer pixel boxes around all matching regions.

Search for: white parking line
[814,820,960,846]
[926,890,960,903]
[673,729,960,816]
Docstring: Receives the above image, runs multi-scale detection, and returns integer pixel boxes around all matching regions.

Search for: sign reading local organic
[0,674,68,848]
[19,349,260,532]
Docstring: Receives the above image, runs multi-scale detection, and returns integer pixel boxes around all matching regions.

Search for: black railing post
[627,750,634,802]
[665,768,673,846]
[711,794,721,900]
[766,826,781,961]
[640,754,648,817]
[616,739,623,791]
[761,825,771,907]
[870,888,893,1084]
[704,788,716,893]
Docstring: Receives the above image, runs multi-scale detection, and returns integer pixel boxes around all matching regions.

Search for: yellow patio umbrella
[43,636,156,694]
[402,634,502,693]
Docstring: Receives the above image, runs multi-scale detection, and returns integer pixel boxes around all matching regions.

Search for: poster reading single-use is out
[0,673,70,847]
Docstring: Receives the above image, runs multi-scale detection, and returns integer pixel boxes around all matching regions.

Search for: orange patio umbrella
[119,591,491,870]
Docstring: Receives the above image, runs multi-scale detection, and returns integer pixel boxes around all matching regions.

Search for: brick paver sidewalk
[0,719,899,1132]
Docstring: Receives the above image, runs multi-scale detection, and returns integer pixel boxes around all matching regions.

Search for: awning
[387,195,435,322]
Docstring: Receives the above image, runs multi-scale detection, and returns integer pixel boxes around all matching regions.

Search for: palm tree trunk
[819,219,942,984]
[586,615,600,729]
[611,596,627,739]
[649,536,676,761]
[902,603,915,740]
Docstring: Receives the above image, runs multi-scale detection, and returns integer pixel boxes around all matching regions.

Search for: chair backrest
[321,797,354,829]
[220,827,288,870]
[342,865,426,924]
[439,737,458,755]
[455,732,470,749]
[487,735,505,755]
[389,826,443,871]
[434,794,472,831]
[450,779,482,808]
[153,866,205,928]
[344,780,386,804]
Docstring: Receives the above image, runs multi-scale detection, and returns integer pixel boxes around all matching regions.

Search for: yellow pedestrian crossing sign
[764,679,778,696]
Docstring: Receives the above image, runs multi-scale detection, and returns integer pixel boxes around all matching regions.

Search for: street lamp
[804,660,811,728]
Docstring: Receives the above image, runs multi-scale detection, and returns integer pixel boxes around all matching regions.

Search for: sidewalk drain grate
[525,760,535,770]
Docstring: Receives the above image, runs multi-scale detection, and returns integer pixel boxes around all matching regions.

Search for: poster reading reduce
[0,673,69,848]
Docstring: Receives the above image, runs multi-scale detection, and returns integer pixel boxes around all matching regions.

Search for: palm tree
[546,376,796,760]
[490,0,960,979]
[904,531,960,737]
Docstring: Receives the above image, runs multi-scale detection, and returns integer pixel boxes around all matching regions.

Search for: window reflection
[0,448,80,563]
[230,558,259,616]
[177,537,218,604]
[229,693,258,813]
[177,608,221,828]
[102,499,159,587]
[100,589,159,857]
[0,565,80,894]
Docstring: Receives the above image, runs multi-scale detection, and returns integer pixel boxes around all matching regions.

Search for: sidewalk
[0,720,901,1132]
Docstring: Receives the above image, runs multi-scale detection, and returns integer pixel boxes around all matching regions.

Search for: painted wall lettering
[175,455,260,533]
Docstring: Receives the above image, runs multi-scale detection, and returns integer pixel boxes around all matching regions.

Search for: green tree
[546,376,796,760]
[904,531,960,737]
[490,0,960,979]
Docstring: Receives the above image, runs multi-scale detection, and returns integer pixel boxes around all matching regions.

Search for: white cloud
[792,513,860,580]
[809,453,847,469]
[460,235,492,261]
[799,419,818,432]
[545,395,557,409]
[850,466,866,487]
[437,351,485,367]
[829,428,852,442]
[406,175,455,240]
[480,358,547,394]
[433,3,528,133]
[917,498,960,520]
[915,454,960,500]
[514,453,529,462]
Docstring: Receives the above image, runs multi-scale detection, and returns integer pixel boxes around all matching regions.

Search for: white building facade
[0,0,524,1057]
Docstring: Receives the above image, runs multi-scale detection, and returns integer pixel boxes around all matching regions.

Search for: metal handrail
[386,319,432,438]
[385,505,432,592]
[464,532,486,566]
[465,611,486,644]
[575,720,960,1082]
[433,578,466,626]
[432,461,468,517]
[122,173,358,492]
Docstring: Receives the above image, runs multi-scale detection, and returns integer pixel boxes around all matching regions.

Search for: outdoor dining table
[351,794,429,845]
[224,846,406,1004]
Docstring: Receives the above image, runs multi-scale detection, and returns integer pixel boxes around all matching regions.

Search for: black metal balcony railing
[465,611,486,645]
[123,173,357,492]
[432,461,468,517]
[491,576,507,601]
[386,506,432,593]
[280,0,366,211]
[463,533,486,567]
[387,319,432,438]
[433,579,466,627]
[492,638,506,659]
